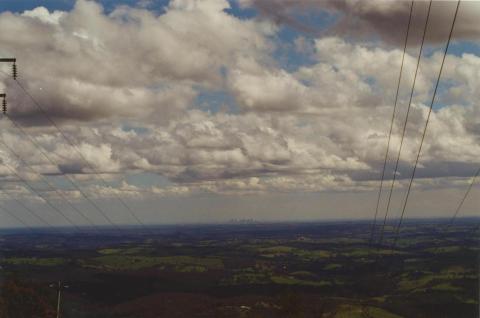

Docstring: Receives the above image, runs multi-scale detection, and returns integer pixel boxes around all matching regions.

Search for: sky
[0,0,478,228]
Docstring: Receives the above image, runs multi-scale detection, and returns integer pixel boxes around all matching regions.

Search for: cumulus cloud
[0,0,274,123]
[0,0,477,213]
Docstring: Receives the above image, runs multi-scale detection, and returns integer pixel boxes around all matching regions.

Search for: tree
[0,276,55,318]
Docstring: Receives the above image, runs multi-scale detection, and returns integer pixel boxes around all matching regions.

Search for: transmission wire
[13,79,152,234]
[4,113,124,233]
[390,0,461,248]
[369,0,414,244]
[377,0,433,246]
[0,129,99,232]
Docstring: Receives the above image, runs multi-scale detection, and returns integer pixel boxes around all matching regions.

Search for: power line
[1,60,59,233]
[391,0,461,248]
[369,0,414,244]
[2,75,122,235]
[446,167,479,228]
[377,0,433,246]
[4,114,123,233]
[427,167,479,256]
[0,169,57,230]
[0,127,99,232]
[0,179,56,230]
[0,72,151,234]
[0,201,34,232]
[12,79,151,234]
[0,140,83,232]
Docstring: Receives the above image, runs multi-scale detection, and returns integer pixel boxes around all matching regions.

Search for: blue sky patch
[122,123,150,135]
[225,0,256,20]
[0,0,170,13]
[195,88,239,114]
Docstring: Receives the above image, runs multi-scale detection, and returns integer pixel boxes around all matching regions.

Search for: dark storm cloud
[240,0,480,46]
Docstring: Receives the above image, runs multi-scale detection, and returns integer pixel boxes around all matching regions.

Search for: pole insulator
[2,98,6,114]
[12,62,17,80]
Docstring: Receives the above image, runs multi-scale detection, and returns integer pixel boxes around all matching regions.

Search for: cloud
[0,0,274,123]
[239,0,480,45]
[0,1,477,210]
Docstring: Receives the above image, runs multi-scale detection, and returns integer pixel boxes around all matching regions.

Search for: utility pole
[56,281,62,318]
[49,281,68,318]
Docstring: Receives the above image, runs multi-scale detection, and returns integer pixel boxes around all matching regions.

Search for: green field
[86,254,224,271]
[0,221,477,318]
[2,257,66,266]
